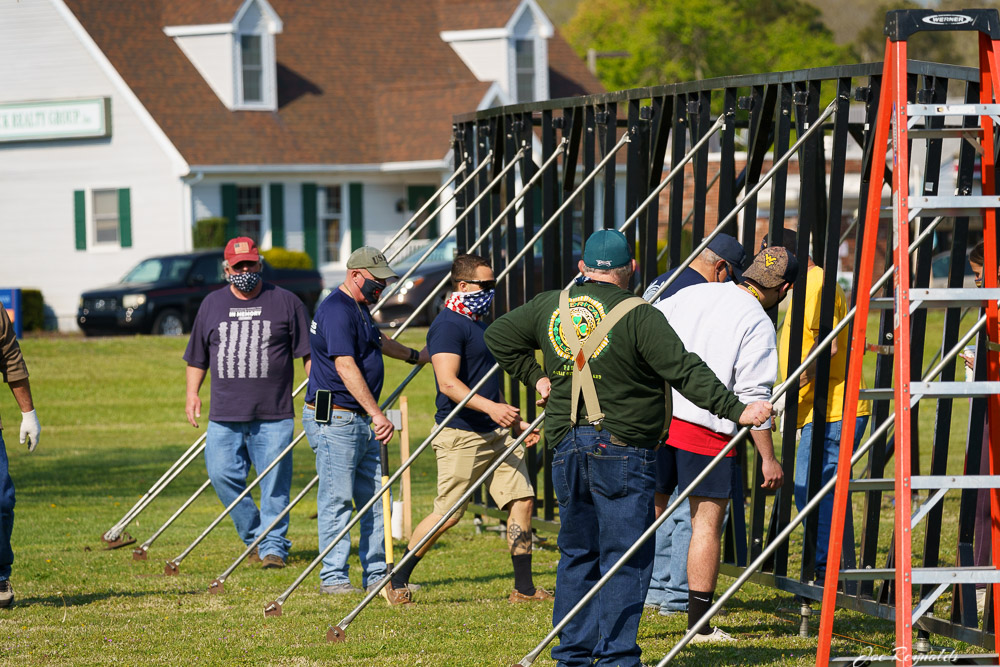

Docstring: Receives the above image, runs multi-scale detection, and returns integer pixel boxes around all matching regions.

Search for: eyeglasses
[459,279,496,290]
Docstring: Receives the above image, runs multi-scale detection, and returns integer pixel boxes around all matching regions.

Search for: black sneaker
[0,580,13,608]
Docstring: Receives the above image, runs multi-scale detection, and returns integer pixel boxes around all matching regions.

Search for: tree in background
[564,0,849,90]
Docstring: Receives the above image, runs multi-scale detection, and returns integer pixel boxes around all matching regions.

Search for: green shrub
[262,247,313,270]
[193,218,227,249]
[21,289,44,331]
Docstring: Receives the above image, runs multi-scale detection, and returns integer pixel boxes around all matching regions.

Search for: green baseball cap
[347,246,398,280]
[583,229,632,269]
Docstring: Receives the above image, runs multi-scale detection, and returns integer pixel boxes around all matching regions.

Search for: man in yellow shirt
[776,232,871,578]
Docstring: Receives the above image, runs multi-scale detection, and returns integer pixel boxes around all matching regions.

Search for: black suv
[77,251,323,336]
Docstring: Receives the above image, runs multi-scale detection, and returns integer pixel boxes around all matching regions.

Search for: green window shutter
[221,183,238,239]
[349,182,364,251]
[302,183,318,266]
[118,188,132,248]
[269,183,285,247]
[73,190,86,250]
[407,185,438,238]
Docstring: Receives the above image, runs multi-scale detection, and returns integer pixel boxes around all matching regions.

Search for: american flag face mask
[444,288,495,320]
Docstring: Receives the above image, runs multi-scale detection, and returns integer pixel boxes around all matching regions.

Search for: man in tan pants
[384,254,547,605]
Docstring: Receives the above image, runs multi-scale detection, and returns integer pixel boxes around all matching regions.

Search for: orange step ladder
[816,9,1000,666]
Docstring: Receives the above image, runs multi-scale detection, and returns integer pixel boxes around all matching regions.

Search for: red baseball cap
[224,237,260,264]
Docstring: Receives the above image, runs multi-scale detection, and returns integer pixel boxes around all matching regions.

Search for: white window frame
[318,184,347,266]
[235,184,270,247]
[234,30,276,110]
[91,188,121,249]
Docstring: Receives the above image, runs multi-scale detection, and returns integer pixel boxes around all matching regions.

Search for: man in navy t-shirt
[184,237,310,569]
[641,233,746,616]
[303,246,429,596]
[384,254,547,606]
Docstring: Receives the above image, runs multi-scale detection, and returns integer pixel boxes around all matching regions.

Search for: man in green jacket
[484,229,773,667]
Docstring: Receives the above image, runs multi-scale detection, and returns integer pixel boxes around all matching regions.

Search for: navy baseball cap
[583,229,632,269]
[706,234,746,282]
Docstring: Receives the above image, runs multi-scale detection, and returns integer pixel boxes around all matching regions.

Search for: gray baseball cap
[347,246,398,280]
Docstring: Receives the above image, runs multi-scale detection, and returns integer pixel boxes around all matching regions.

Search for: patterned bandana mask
[228,271,261,293]
[445,289,495,320]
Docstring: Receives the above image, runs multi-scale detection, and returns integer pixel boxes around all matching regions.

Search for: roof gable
[62,0,601,168]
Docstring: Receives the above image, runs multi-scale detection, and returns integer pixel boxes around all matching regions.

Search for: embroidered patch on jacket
[547,295,611,361]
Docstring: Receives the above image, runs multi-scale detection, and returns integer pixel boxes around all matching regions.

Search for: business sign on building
[0,98,111,143]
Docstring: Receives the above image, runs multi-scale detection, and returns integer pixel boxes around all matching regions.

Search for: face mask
[460,288,495,316]
[357,276,385,303]
[228,271,261,293]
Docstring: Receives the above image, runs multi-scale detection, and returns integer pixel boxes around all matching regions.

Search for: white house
[0,0,602,330]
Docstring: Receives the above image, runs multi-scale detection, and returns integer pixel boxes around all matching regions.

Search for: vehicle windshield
[393,240,458,270]
[120,257,194,284]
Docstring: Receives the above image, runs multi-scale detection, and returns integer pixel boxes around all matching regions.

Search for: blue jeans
[793,416,869,572]
[303,406,386,588]
[645,489,692,612]
[550,427,657,667]
[0,432,14,581]
[204,419,294,559]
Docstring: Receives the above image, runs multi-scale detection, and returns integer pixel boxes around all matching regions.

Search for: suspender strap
[559,290,646,427]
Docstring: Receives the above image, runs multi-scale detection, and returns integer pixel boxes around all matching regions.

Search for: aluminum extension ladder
[815,9,1000,667]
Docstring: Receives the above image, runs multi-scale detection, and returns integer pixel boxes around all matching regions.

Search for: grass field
[0,309,987,665]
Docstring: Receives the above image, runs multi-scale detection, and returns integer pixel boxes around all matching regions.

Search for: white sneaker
[689,626,736,643]
[977,588,987,615]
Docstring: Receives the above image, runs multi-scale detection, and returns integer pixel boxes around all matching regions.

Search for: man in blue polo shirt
[641,234,746,616]
[303,246,429,595]
[385,254,545,606]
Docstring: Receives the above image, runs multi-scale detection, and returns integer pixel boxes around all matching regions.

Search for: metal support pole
[208,475,319,593]
[327,412,546,643]
[373,148,526,312]
[131,478,212,560]
[164,431,307,574]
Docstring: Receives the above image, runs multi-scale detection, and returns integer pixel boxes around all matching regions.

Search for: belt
[305,402,368,415]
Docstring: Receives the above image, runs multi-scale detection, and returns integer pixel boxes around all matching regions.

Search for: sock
[511,553,536,596]
[688,589,715,634]
[390,548,422,589]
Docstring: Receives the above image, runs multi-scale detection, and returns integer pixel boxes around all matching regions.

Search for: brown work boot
[260,554,286,569]
[0,580,12,608]
[382,583,414,606]
[508,587,553,603]
[247,546,262,564]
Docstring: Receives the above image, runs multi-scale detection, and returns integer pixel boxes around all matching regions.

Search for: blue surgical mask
[228,271,261,293]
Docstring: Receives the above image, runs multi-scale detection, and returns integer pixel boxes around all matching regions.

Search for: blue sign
[0,289,22,339]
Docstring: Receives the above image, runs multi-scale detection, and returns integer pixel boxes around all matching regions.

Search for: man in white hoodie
[654,244,796,642]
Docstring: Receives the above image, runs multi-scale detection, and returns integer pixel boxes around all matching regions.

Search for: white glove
[771,392,786,417]
[19,410,40,453]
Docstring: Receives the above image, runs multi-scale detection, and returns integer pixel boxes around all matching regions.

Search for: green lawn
[0,309,988,665]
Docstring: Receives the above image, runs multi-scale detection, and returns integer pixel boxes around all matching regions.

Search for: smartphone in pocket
[314,389,332,423]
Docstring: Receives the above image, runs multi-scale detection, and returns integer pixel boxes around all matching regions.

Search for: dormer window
[164,0,282,111]
[514,39,535,103]
[239,34,264,104]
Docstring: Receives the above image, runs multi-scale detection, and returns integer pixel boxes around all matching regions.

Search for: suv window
[190,255,225,285]
[121,257,194,284]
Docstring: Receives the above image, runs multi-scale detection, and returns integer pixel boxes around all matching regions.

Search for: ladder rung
[839,567,1000,584]
[908,103,1000,117]
[870,290,1000,309]
[860,382,1000,401]
[910,195,1000,216]
[908,127,984,140]
[910,288,1000,307]
[850,476,1000,491]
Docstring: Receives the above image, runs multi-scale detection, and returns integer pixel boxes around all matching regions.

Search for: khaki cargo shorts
[431,426,535,519]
